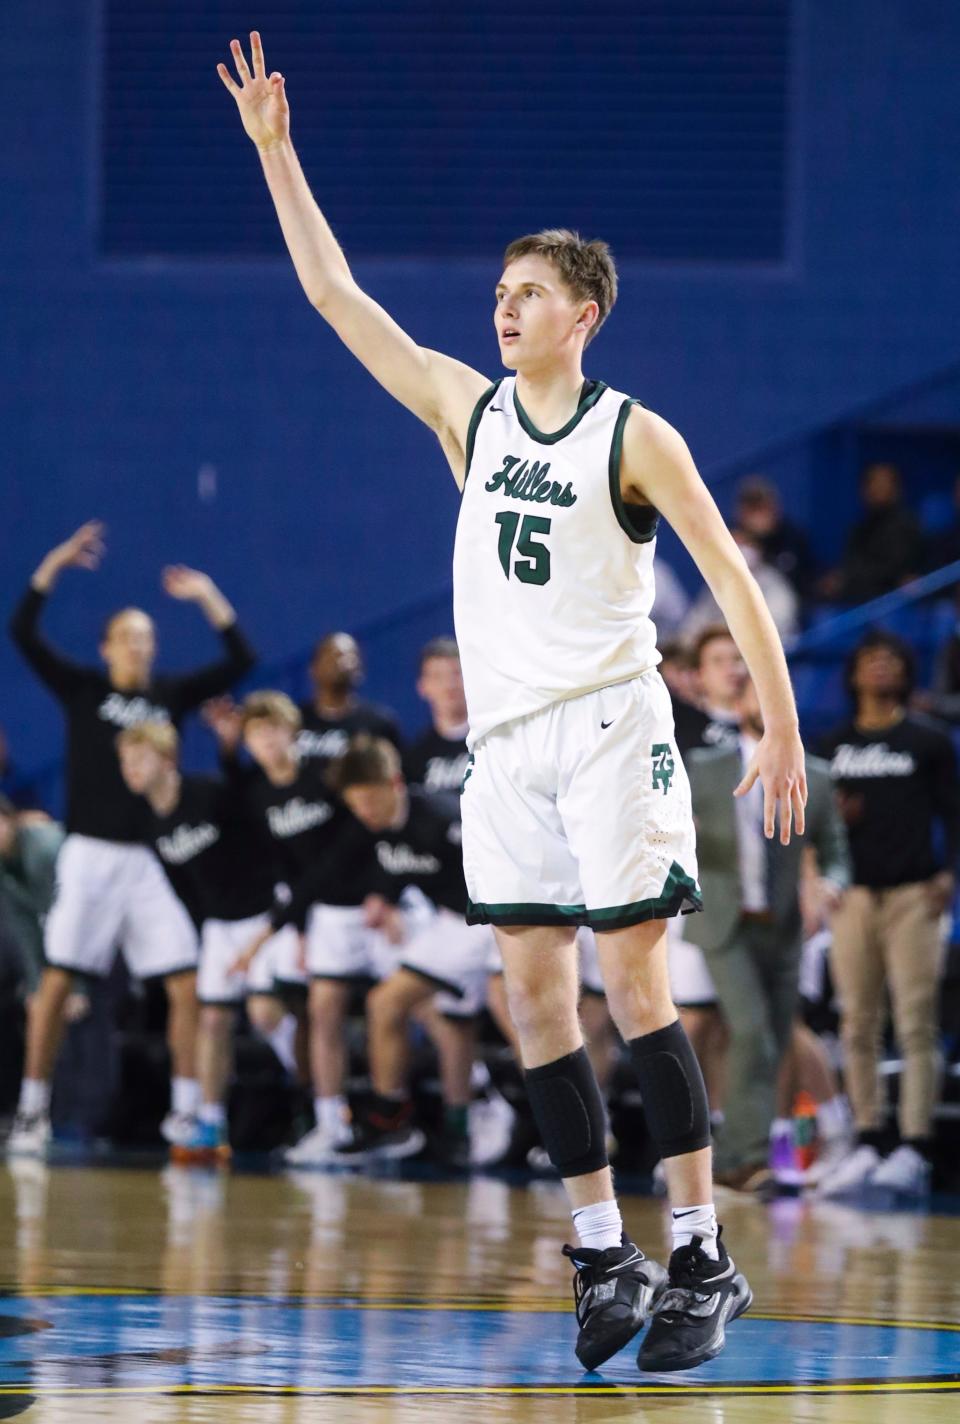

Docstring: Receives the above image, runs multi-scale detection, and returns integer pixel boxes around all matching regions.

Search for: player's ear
[574,300,600,334]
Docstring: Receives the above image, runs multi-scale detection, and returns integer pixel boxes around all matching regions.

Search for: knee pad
[524,1046,609,1178]
[629,1019,711,1159]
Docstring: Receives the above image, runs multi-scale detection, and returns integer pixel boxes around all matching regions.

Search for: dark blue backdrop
[3,0,960,786]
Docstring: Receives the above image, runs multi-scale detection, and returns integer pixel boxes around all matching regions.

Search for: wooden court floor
[1,1161,958,1422]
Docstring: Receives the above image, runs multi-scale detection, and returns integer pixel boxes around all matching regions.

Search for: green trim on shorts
[466,860,702,931]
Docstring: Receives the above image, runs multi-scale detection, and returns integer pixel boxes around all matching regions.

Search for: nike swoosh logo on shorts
[600,719,616,729]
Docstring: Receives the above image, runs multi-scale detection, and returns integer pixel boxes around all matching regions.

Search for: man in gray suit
[685,680,850,1188]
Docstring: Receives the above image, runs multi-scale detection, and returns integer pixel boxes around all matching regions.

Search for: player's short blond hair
[327,735,401,792]
[503,229,618,343]
[116,722,179,760]
[240,690,302,733]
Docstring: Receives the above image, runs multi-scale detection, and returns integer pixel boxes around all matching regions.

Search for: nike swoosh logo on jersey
[600,719,616,729]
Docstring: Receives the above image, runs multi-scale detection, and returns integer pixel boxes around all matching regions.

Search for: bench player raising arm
[219,33,805,1375]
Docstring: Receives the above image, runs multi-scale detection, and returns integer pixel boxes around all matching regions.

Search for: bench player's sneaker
[284,1123,354,1167]
[638,1230,752,1373]
[170,1118,231,1166]
[160,1111,198,1148]
[5,1111,51,1158]
[562,1236,668,1371]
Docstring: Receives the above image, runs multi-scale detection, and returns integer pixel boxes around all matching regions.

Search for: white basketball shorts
[462,670,701,930]
[667,919,719,1008]
[198,914,304,1005]
[403,909,498,1018]
[45,835,198,980]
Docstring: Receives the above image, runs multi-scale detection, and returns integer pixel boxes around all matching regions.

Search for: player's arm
[217,33,490,482]
[161,567,257,708]
[8,522,106,698]
[620,407,807,843]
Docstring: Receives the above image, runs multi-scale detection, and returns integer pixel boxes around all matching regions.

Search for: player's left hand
[162,566,215,602]
[734,727,807,844]
[229,929,271,977]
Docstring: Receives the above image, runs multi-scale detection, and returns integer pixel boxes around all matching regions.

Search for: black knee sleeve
[628,1019,711,1159]
[524,1046,609,1178]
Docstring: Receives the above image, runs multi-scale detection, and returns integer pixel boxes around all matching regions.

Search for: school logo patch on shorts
[651,743,675,795]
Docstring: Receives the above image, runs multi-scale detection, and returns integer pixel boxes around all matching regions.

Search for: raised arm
[217,32,490,484]
[8,522,105,699]
[161,568,257,710]
[620,408,807,843]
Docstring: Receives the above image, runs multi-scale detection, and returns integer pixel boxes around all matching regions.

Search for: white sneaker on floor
[815,1143,881,1198]
[283,1124,352,1167]
[469,1093,516,1166]
[160,1111,198,1147]
[803,1134,855,1188]
[869,1145,932,1196]
[5,1111,52,1158]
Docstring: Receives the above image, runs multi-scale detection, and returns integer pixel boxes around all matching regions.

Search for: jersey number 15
[494,513,552,586]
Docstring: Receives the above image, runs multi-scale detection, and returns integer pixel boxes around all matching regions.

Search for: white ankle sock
[315,1095,349,1136]
[18,1078,50,1117]
[263,1014,298,1076]
[171,1077,200,1116]
[572,1199,623,1252]
[671,1203,719,1259]
[198,1102,226,1128]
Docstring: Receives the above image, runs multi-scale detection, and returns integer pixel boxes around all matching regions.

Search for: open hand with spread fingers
[217,31,290,152]
[735,727,808,845]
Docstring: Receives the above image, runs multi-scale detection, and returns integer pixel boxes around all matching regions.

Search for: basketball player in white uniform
[219,33,807,1374]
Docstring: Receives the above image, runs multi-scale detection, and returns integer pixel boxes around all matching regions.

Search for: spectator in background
[0,795,64,997]
[684,529,798,641]
[671,625,746,755]
[404,638,470,820]
[817,631,959,1197]
[735,475,816,596]
[685,677,850,1192]
[821,463,924,604]
[658,639,699,708]
[297,632,403,768]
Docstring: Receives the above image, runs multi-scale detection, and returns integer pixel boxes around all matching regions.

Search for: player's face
[697,637,747,710]
[494,256,593,371]
[311,634,362,691]
[417,656,467,724]
[118,740,168,795]
[243,718,296,770]
[342,780,402,831]
[101,611,156,683]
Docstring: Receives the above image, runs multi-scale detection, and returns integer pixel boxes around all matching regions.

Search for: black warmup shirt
[403,726,470,820]
[297,699,404,767]
[672,698,739,756]
[371,791,467,916]
[9,587,255,843]
[234,758,379,923]
[818,714,960,888]
[147,775,276,927]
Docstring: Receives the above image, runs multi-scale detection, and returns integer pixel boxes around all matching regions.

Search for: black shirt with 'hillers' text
[818,714,960,888]
[9,587,256,843]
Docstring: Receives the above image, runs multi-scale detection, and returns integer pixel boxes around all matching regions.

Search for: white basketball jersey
[453,377,661,747]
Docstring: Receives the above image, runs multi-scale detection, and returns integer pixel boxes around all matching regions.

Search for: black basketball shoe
[562,1237,668,1371]
[637,1229,752,1373]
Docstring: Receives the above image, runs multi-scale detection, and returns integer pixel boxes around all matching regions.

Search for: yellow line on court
[0,1382,958,1398]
